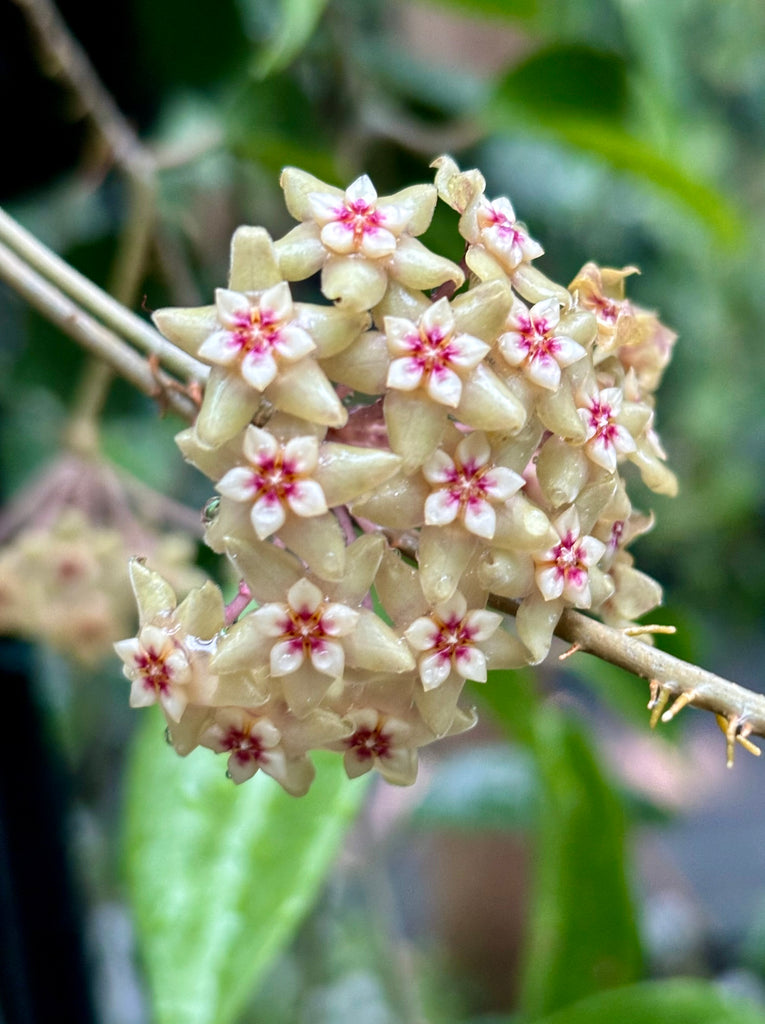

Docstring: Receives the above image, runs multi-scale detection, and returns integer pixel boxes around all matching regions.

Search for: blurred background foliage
[2,0,765,1022]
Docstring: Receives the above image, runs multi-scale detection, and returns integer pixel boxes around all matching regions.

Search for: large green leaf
[527,978,765,1024]
[484,44,743,244]
[252,0,330,77]
[417,0,540,22]
[517,711,643,1018]
[124,708,368,1024]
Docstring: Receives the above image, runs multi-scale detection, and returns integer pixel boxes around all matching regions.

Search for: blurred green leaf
[133,0,248,91]
[496,44,629,119]
[518,711,643,1019]
[525,978,765,1024]
[253,0,330,77]
[484,45,743,244]
[411,744,540,832]
[228,73,338,182]
[474,668,541,748]
[417,0,540,22]
[124,709,368,1024]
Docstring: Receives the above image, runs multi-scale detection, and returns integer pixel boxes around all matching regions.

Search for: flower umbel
[117,156,677,796]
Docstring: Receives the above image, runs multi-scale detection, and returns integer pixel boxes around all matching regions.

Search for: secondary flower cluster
[118,157,677,794]
[0,453,203,664]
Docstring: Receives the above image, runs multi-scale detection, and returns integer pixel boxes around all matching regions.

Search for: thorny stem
[495,595,765,754]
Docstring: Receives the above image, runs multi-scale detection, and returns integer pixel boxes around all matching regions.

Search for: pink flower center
[607,520,625,556]
[550,533,588,587]
[427,613,479,668]
[439,457,494,514]
[247,450,304,507]
[514,314,560,363]
[346,722,391,761]
[333,198,386,250]
[481,203,524,245]
[591,294,621,327]
[219,723,266,767]
[230,305,284,357]
[279,603,333,660]
[134,643,177,696]
[587,399,618,445]
[406,324,460,382]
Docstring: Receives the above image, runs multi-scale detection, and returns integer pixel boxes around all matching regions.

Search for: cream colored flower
[153,227,365,444]
[114,561,224,722]
[215,426,328,540]
[423,431,524,540]
[404,591,503,690]
[576,385,637,473]
[498,297,586,391]
[276,169,464,310]
[533,507,606,608]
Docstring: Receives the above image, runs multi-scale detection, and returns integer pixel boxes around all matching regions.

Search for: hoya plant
[3,1,765,1023]
[114,157,688,793]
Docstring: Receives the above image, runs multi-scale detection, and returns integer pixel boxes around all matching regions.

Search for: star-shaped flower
[153,227,366,445]
[276,169,464,310]
[498,297,586,391]
[576,385,637,473]
[215,425,328,540]
[200,283,316,391]
[212,536,414,716]
[432,156,543,281]
[423,431,524,540]
[114,561,224,722]
[323,703,477,786]
[404,590,503,690]
[176,416,402,579]
[533,507,606,608]
[385,297,490,408]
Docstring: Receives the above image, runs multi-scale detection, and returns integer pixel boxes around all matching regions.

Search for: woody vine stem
[1,206,763,769]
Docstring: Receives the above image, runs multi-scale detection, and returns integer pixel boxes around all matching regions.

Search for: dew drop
[202,495,221,525]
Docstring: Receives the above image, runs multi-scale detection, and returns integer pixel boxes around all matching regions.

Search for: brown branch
[0,208,208,384]
[493,596,765,758]
[0,239,198,422]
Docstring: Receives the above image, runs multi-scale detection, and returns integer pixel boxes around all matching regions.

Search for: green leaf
[124,708,368,1024]
[495,43,629,120]
[253,0,330,77]
[416,0,540,22]
[473,668,541,749]
[527,979,765,1024]
[484,45,743,244]
[518,711,643,1019]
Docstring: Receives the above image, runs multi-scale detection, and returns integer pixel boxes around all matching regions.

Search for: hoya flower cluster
[0,454,204,665]
[117,158,677,795]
